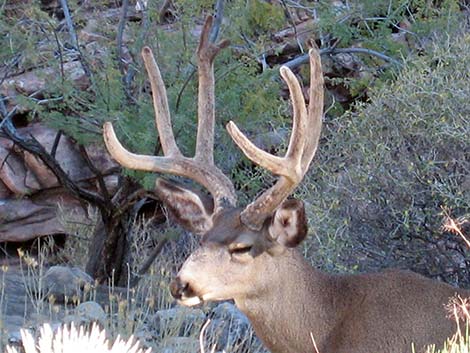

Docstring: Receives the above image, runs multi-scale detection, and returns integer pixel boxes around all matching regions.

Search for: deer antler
[103,16,236,212]
[227,49,324,230]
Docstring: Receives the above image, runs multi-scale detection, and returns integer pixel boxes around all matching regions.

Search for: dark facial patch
[202,207,276,256]
[202,208,248,244]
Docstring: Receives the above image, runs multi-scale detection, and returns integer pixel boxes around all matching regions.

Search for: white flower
[6,323,151,353]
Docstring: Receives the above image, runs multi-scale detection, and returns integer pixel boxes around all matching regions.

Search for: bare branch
[283,46,403,71]
[79,145,111,203]
[59,0,92,77]
[59,0,78,50]
[0,97,107,211]
[209,0,225,43]
[50,130,62,158]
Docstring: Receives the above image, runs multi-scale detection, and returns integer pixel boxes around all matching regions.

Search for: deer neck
[234,249,343,353]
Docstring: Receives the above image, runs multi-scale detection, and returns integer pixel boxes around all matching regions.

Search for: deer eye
[228,243,252,255]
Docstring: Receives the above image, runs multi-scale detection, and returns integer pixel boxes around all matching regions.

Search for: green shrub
[306,28,470,276]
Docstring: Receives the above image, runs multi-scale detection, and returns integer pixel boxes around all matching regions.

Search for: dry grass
[426,296,470,353]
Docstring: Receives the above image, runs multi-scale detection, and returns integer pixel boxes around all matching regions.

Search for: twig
[199,319,216,353]
[280,0,303,53]
[124,0,151,96]
[116,0,130,79]
[283,46,402,70]
[310,332,320,353]
[443,211,470,249]
[0,54,22,88]
[0,97,17,127]
[175,67,196,113]
[52,26,65,81]
[59,0,78,49]
[78,145,111,203]
[130,237,168,287]
[50,130,62,158]
[174,1,225,113]
[59,0,92,78]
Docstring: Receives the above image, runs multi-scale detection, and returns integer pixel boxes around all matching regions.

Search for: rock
[62,314,85,325]
[0,123,117,242]
[0,192,88,242]
[17,124,95,189]
[0,179,12,200]
[1,61,88,102]
[333,52,362,72]
[2,315,25,343]
[206,302,258,351]
[0,139,40,194]
[159,337,199,353]
[43,266,93,301]
[153,307,206,337]
[74,301,107,325]
[84,142,119,178]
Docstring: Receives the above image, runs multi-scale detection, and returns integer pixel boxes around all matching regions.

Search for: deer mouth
[178,296,203,306]
[170,277,204,306]
[170,277,227,306]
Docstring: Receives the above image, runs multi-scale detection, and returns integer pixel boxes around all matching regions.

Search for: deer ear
[268,199,308,248]
[155,178,213,235]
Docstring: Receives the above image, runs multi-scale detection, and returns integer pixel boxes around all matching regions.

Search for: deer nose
[170,277,190,299]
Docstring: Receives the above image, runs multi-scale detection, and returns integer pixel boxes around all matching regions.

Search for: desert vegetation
[0,0,469,352]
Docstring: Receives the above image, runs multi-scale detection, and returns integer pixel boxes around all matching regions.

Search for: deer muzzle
[169,277,201,306]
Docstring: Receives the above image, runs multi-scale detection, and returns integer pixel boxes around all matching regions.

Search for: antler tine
[103,122,180,172]
[303,49,323,171]
[227,49,324,230]
[141,47,181,157]
[104,121,236,209]
[195,15,230,164]
[226,65,308,183]
[103,16,237,212]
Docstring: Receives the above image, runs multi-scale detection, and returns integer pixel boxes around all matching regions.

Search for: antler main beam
[103,16,236,212]
[227,49,324,230]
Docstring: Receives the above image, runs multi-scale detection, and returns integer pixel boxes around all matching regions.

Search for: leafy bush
[306,28,470,279]
[1,0,467,279]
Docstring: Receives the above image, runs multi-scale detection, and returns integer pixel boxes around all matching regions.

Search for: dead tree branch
[283,46,403,70]
[59,0,92,78]
[0,97,107,211]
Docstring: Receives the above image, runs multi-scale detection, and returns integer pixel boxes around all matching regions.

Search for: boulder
[0,123,118,242]
[1,61,89,109]
[74,301,107,325]
[159,337,199,353]
[206,302,264,352]
[153,307,206,337]
[0,192,88,242]
[43,266,94,301]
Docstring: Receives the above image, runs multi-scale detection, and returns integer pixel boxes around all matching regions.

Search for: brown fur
[160,180,470,353]
[237,250,466,353]
[102,19,468,351]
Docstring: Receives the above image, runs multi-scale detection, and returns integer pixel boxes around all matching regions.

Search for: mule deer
[103,16,469,353]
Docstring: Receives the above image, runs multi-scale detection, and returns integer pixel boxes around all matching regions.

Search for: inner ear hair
[155,178,214,235]
[269,199,308,248]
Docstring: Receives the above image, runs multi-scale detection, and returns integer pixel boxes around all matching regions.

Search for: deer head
[103,15,323,306]
[103,16,470,353]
